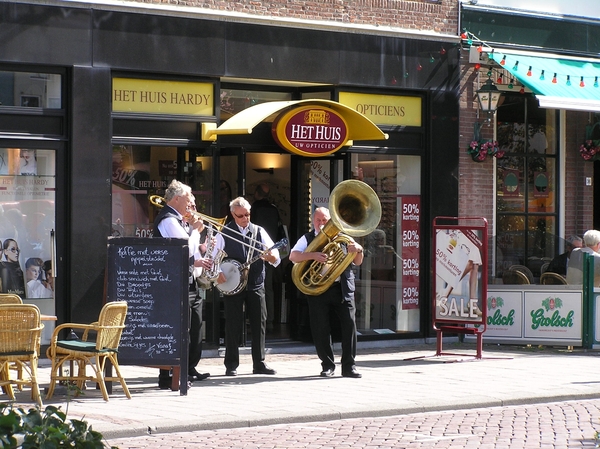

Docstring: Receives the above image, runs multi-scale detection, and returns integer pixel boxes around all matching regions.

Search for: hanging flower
[467,140,504,162]
[579,140,600,161]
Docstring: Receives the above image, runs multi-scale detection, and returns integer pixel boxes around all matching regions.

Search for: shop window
[495,95,558,282]
[219,88,292,120]
[111,145,213,237]
[352,154,421,334]
[0,71,62,109]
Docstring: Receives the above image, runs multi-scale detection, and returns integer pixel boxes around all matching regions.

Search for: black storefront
[0,1,460,346]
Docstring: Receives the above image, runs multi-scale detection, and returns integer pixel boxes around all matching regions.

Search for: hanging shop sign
[271,106,349,157]
[112,78,214,116]
[338,92,422,127]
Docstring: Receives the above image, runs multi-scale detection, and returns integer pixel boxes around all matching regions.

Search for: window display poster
[434,226,485,323]
[310,160,330,211]
[0,175,55,300]
[400,196,420,310]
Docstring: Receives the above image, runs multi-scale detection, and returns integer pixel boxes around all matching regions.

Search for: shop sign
[483,291,522,338]
[523,291,581,339]
[401,196,420,310]
[272,106,349,157]
[158,160,177,177]
[338,92,422,127]
[434,226,486,323]
[112,78,214,116]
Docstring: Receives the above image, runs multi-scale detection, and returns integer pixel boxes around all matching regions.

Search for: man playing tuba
[289,207,364,378]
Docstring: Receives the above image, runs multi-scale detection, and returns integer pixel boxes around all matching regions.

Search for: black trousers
[159,290,203,380]
[223,286,267,371]
[306,283,357,372]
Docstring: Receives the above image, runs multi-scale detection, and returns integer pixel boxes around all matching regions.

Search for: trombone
[149,195,269,251]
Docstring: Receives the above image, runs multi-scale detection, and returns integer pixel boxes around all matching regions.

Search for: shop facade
[458,1,600,345]
[0,1,460,346]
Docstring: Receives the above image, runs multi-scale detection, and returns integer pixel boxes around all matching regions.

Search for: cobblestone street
[109,398,600,449]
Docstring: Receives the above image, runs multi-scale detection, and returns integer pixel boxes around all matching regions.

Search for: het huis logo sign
[272,106,349,157]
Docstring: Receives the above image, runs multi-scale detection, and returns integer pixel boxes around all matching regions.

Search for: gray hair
[583,230,600,248]
[566,235,583,247]
[164,179,191,202]
[229,196,251,211]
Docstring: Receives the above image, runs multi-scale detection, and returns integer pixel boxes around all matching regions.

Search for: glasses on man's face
[233,212,250,219]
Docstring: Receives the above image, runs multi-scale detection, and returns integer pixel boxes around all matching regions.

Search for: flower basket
[467,139,504,162]
[579,140,600,161]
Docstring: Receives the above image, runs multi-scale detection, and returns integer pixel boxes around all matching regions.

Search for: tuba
[291,179,382,296]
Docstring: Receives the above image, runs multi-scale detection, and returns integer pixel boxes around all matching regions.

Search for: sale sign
[401,196,420,310]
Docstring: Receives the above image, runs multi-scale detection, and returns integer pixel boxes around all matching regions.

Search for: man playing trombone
[214,197,280,377]
[153,179,212,389]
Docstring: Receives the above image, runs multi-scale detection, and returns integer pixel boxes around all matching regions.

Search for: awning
[488,49,600,112]
[202,99,389,142]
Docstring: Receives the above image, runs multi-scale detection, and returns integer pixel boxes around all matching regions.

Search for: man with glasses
[154,179,212,389]
[214,197,280,376]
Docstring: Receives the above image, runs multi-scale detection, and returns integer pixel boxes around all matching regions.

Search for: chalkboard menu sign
[106,237,189,383]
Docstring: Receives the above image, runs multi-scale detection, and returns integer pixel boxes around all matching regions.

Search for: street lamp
[476,77,502,122]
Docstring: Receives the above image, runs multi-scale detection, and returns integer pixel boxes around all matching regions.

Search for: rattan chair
[540,272,568,285]
[0,304,44,406]
[0,294,23,305]
[502,269,530,285]
[46,301,131,401]
[508,265,534,283]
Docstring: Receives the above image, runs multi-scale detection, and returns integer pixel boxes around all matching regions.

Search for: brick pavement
[108,399,600,448]
[4,342,600,445]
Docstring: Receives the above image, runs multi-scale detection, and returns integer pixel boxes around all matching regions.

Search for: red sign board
[272,106,349,156]
[401,196,420,310]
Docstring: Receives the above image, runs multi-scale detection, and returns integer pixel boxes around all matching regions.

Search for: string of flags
[461,30,600,89]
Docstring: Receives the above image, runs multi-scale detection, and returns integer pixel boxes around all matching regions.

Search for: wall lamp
[477,77,502,122]
[254,168,274,174]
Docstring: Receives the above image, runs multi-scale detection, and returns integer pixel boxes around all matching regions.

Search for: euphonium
[149,195,228,288]
[195,223,227,289]
[291,179,382,296]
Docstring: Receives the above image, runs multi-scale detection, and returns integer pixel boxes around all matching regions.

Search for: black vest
[154,205,194,284]
[304,231,355,301]
[222,221,265,290]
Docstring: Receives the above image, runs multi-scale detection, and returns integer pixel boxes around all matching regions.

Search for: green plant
[0,403,118,449]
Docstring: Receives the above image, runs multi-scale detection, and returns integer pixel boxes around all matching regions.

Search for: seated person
[546,235,583,276]
[566,230,600,286]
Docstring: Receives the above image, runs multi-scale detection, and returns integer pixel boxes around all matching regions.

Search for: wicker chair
[46,301,131,401]
[502,269,531,285]
[508,265,535,284]
[0,304,44,406]
[0,294,23,305]
[540,272,568,285]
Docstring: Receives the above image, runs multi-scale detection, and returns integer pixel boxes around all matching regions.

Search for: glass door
[0,147,56,342]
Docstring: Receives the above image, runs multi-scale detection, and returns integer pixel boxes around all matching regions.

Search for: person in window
[42,260,54,292]
[0,238,25,297]
[289,207,364,378]
[250,183,283,332]
[566,230,600,286]
[547,235,583,276]
[18,149,37,175]
[25,257,52,298]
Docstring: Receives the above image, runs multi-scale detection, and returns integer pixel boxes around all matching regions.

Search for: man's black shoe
[252,364,276,375]
[225,369,237,376]
[188,370,210,381]
[341,368,362,378]
[320,368,335,377]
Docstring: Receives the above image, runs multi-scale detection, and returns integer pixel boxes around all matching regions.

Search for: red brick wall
[458,50,496,271]
[123,0,458,34]
[565,110,594,237]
